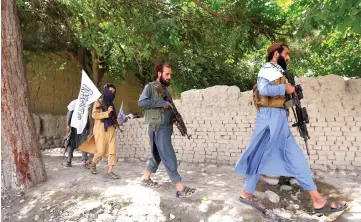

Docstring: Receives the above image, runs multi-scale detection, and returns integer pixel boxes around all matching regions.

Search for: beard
[277,55,287,70]
[160,75,171,86]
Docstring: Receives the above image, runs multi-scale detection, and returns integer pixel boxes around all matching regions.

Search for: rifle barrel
[304,138,310,157]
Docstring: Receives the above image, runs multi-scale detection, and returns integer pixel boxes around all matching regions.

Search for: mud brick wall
[117,75,361,172]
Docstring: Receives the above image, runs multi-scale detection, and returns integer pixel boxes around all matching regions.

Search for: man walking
[138,63,196,198]
[89,83,120,179]
[235,43,348,214]
[65,99,92,167]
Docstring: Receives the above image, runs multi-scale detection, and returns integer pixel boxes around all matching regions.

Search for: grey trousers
[82,152,94,161]
[147,124,182,183]
[68,127,92,161]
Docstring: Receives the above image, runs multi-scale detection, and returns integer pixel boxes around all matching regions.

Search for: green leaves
[352,21,361,34]
[286,0,361,77]
[19,0,360,96]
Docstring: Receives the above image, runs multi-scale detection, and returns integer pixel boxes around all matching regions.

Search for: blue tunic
[235,77,316,192]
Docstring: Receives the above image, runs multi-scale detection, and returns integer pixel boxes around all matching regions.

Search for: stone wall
[33,114,66,150]
[117,75,361,172]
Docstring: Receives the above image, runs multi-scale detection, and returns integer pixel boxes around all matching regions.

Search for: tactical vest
[253,76,287,111]
[144,81,165,125]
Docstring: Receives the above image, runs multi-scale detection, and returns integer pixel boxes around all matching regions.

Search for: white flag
[71,70,101,134]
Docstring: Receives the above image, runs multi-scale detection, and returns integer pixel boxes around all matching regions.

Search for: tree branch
[191,0,290,36]
[191,0,237,22]
[65,49,81,69]
[118,1,139,4]
[150,5,204,22]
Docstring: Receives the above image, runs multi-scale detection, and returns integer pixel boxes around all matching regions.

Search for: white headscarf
[258,62,285,81]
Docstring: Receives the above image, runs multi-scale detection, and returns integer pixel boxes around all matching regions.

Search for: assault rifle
[155,85,191,139]
[283,71,311,156]
[97,101,124,132]
[62,130,72,157]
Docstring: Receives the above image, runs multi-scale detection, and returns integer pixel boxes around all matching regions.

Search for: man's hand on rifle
[285,84,295,94]
[107,106,113,114]
[163,102,173,109]
[66,125,70,132]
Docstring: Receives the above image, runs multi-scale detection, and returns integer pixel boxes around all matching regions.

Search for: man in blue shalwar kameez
[235,43,348,214]
[138,63,196,198]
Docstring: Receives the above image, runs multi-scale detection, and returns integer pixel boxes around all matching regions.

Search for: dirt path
[2,149,360,222]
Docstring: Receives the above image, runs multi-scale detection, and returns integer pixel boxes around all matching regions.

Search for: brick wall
[117,75,361,171]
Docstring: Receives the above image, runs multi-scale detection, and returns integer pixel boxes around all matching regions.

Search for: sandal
[176,186,197,198]
[239,195,267,214]
[142,179,160,188]
[86,161,92,169]
[89,165,98,174]
[105,172,120,180]
[314,200,348,214]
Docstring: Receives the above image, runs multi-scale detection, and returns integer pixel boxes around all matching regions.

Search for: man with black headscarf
[89,83,120,179]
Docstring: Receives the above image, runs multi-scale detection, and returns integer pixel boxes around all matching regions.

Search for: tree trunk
[66,46,93,77]
[91,48,100,87]
[1,0,47,197]
[67,47,106,88]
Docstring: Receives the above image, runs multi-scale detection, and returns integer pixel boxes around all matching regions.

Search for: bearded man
[235,43,348,214]
[138,63,197,198]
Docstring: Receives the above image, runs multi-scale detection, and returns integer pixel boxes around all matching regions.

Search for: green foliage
[18,0,361,97]
[286,0,361,77]
[55,0,287,92]
[18,0,74,51]
[291,0,361,35]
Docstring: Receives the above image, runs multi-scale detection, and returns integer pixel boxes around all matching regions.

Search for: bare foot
[239,190,266,213]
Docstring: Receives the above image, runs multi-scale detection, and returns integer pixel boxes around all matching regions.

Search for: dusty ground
[2,149,361,222]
